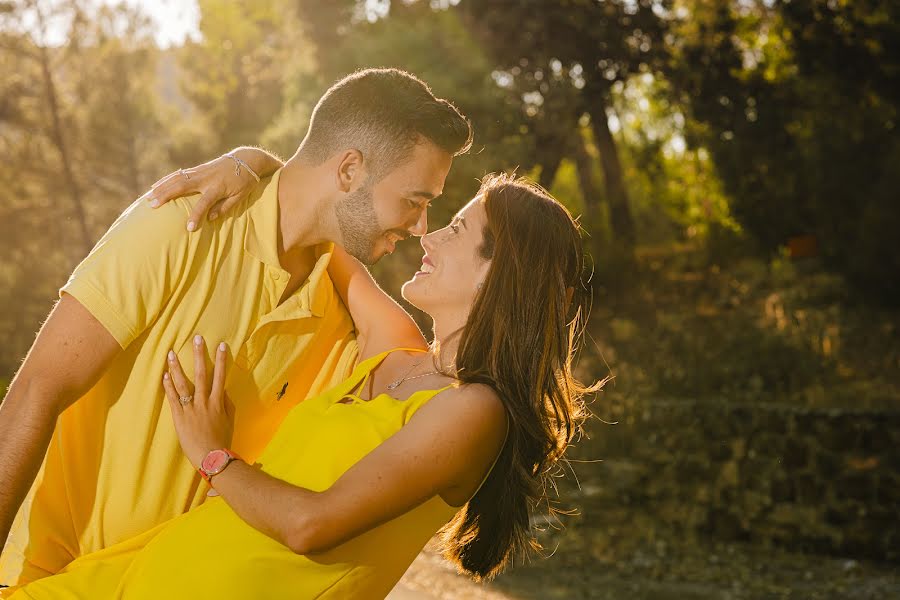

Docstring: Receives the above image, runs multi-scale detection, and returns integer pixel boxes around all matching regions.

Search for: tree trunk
[571,127,606,274]
[538,153,563,190]
[586,93,635,250]
[37,23,91,254]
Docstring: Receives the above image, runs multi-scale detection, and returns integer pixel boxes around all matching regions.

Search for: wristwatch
[199,448,243,484]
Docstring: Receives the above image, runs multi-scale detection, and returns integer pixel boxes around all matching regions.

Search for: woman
[1,160,601,599]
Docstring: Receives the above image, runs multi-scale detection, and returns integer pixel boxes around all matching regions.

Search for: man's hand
[144,147,284,232]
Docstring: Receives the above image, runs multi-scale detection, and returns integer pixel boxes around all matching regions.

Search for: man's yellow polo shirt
[0,169,358,585]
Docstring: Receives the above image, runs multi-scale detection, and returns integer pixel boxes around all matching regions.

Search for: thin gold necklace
[387,358,458,390]
[387,358,440,390]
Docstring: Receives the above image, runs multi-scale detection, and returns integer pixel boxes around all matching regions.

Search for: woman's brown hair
[436,173,605,580]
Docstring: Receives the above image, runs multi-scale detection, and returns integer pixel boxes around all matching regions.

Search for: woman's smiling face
[401,195,491,316]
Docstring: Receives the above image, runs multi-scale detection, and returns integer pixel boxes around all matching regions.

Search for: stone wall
[572,397,900,561]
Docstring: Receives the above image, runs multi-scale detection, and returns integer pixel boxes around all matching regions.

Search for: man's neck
[275,159,341,264]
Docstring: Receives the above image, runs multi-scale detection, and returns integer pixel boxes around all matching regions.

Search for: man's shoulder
[93,194,195,250]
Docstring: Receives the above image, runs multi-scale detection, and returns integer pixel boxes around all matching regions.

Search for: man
[0,68,472,586]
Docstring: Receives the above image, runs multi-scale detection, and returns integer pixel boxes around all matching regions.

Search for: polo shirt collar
[244,167,334,319]
[243,168,284,270]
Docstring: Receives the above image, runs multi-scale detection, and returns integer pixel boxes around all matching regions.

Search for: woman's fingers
[210,342,228,408]
[186,188,222,232]
[211,195,244,221]
[167,349,194,401]
[151,173,168,188]
[162,372,181,413]
[145,177,190,210]
[192,335,208,403]
[206,198,226,221]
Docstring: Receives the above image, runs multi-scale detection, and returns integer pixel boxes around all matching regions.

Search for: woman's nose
[420,229,436,253]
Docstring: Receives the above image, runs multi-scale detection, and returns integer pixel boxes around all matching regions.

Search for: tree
[670,0,900,303]
[178,0,293,153]
[459,0,673,255]
[0,0,169,377]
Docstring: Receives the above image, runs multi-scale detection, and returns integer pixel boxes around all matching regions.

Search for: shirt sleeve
[59,195,196,349]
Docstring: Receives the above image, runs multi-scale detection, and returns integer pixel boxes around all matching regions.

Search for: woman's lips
[416,255,435,277]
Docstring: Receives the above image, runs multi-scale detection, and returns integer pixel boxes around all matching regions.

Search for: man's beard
[335,181,382,265]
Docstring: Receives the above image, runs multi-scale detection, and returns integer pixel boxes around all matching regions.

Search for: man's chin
[340,243,378,266]
[366,245,392,265]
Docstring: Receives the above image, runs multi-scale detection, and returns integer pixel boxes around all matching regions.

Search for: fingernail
[149,198,159,208]
[194,334,202,346]
[163,373,169,381]
[219,342,227,352]
[187,221,196,232]
[168,350,175,361]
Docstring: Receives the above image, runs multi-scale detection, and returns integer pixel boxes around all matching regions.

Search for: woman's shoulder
[426,382,507,435]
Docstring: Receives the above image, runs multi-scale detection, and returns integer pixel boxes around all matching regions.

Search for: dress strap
[330,346,428,403]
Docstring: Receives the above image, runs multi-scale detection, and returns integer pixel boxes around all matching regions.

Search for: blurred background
[1,0,898,598]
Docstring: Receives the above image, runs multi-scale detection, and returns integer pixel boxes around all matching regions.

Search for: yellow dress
[2,347,503,600]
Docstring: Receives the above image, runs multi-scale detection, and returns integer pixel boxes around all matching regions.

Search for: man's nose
[408,207,428,237]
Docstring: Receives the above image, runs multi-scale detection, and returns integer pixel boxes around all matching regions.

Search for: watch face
[202,450,229,474]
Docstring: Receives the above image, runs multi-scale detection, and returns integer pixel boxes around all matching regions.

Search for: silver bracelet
[225,152,261,182]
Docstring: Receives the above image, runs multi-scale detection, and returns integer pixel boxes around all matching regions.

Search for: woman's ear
[336,149,365,193]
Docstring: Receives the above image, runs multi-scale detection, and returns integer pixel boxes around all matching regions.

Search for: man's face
[335,140,453,265]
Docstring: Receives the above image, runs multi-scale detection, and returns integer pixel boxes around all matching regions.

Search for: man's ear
[336,149,365,193]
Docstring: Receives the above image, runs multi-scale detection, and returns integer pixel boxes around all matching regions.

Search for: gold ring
[179,395,193,405]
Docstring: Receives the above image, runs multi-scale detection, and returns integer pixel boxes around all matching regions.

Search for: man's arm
[0,295,121,554]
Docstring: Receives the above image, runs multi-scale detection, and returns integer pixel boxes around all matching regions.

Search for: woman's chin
[401,276,430,311]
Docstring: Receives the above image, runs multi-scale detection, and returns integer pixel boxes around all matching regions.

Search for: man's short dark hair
[298,68,473,180]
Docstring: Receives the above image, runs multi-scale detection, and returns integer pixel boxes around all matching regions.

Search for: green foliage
[588,246,900,408]
[670,0,900,304]
[178,0,296,153]
[2,0,896,397]
[0,1,173,377]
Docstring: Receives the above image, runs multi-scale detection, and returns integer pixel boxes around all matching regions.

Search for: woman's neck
[429,314,467,375]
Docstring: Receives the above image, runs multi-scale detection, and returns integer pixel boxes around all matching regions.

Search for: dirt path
[388,535,899,600]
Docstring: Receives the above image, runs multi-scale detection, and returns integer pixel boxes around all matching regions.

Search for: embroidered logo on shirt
[276,382,289,401]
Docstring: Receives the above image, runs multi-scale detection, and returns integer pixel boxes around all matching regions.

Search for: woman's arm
[220,383,506,554]
[164,338,507,555]
[327,246,426,358]
[145,147,284,231]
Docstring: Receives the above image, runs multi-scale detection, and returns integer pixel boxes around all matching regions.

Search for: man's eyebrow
[408,190,439,200]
